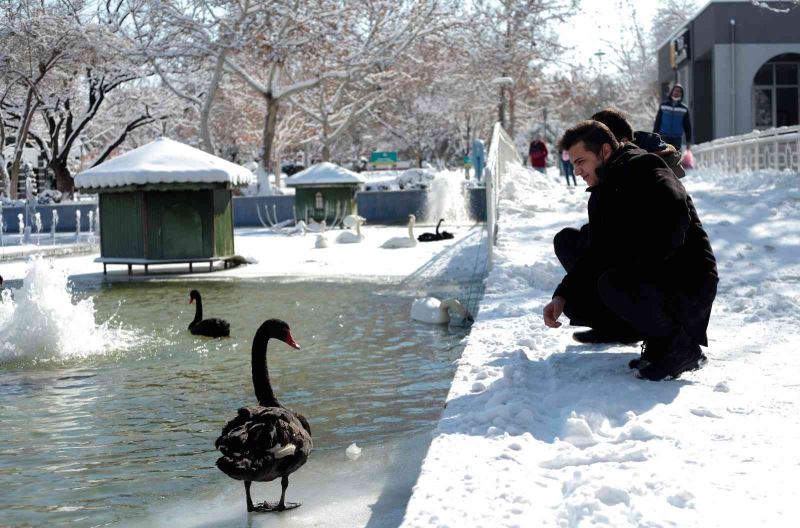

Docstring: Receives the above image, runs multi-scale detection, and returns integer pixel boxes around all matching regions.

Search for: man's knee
[554,227,584,273]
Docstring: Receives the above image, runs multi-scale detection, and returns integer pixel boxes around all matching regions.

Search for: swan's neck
[435,219,443,235]
[252,325,279,407]
[408,221,415,240]
[192,298,203,325]
[356,221,362,237]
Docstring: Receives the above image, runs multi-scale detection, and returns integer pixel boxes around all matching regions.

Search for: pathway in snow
[402,166,800,527]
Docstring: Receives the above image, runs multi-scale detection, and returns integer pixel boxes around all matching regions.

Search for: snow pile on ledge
[401,166,800,527]
[74,137,254,189]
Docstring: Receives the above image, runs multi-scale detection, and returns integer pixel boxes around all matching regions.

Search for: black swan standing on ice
[417,218,455,242]
[188,289,230,337]
[215,319,311,512]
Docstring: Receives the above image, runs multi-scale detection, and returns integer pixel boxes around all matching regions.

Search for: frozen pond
[0,277,478,527]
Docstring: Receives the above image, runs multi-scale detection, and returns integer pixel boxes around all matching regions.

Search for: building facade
[657,0,800,143]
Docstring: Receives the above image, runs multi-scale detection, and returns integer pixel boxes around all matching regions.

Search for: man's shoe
[636,334,706,381]
[628,338,669,369]
[573,329,642,345]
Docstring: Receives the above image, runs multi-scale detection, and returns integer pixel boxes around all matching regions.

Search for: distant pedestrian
[529,134,548,173]
[653,84,692,151]
[561,150,576,185]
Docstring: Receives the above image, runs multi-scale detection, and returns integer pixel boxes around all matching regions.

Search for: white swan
[315,221,329,248]
[342,214,366,229]
[410,297,474,324]
[381,214,417,249]
[337,216,365,244]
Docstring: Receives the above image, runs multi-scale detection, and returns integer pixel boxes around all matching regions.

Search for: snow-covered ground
[401,165,800,527]
[0,221,484,284]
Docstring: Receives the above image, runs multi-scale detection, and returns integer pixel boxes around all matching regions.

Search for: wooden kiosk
[74,138,254,274]
[285,162,365,222]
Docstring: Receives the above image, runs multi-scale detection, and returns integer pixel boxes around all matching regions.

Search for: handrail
[692,125,800,173]
[484,122,522,268]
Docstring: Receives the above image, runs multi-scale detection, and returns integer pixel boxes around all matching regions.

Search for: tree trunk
[508,88,516,138]
[200,52,227,154]
[261,94,280,187]
[9,90,39,199]
[0,121,8,196]
[0,154,8,197]
[52,158,74,196]
[321,120,331,161]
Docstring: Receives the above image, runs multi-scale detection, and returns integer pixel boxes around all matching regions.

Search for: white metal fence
[485,122,521,267]
[693,125,800,173]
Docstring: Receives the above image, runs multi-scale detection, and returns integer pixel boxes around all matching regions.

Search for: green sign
[463,155,473,168]
[370,151,398,165]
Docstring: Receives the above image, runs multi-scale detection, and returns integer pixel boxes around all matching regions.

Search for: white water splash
[425,170,470,224]
[0,258,133,363]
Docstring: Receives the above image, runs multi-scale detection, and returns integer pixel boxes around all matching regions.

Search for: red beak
[285,330,301,350]
[189,298,194,304]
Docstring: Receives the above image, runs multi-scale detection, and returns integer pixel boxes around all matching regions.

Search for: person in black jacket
[543,120,718,381]
[553,109,688,343]
[653,84,692,150]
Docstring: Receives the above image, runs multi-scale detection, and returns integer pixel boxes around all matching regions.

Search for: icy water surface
[0,279,475,527]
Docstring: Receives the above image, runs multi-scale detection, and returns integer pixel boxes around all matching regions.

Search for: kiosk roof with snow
[75,137,254,274]
[285,162,365,187]
[75,137,253,190]
[285,162,364,222]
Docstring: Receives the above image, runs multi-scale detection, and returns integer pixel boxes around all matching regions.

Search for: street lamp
[491,76,514,129]
[594,50,606,104]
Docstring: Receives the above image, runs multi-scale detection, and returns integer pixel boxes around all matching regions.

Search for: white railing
[692,125,800,173]
[485,122,521,267]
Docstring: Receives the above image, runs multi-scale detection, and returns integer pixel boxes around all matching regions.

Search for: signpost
[370,151,398,169]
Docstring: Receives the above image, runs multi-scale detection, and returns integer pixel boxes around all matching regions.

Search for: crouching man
[543,120,718,381]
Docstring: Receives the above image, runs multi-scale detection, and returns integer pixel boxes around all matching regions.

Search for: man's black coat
[554,144,718,344]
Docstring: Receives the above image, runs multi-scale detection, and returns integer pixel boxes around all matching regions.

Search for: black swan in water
[188,290,230,337]
[215,319,312,512]
[417,219,455,242]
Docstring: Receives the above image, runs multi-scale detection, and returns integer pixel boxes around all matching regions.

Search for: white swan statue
[287,220,307,236]
[381,214,417,249]
[336,216,365,244]
[410,297,474,325]
[306,219,324,233]
[315,221,329,248]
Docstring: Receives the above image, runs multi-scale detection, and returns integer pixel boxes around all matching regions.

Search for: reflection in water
[0,278,479,527]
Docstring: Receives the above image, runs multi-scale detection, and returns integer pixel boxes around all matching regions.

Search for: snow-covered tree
[468,0,578,138]
[650,0,699,47]
[0,0,90,197]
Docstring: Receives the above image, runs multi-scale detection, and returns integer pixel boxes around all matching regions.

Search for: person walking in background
[653,84,692,151]
[561,149,576,185]
[529,134,548,173]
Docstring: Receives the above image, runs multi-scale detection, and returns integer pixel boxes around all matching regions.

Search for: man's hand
[543,296,566,328]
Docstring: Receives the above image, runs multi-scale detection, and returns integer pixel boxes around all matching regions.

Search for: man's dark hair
[590,109,633,142]
[559,120,619,155]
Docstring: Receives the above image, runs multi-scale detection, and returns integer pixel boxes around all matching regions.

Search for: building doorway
[753,53,800,130]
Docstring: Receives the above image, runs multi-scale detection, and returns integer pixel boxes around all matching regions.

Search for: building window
[315,192,324,210]
[753,53,800,130]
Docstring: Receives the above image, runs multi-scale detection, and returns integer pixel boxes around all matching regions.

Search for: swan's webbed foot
[250,501,301,512]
